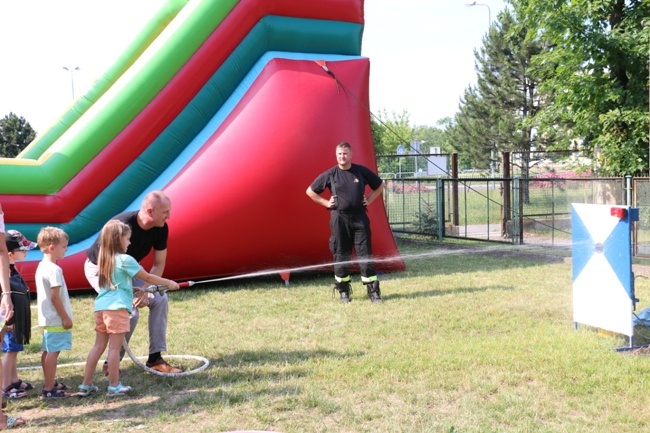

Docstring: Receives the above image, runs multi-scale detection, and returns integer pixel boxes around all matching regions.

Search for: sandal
[10,381,32,392]
[106,383,132,398]
[76,384,98,397]
[53,381,68,391]
[40,388,70,399]
[0,414,26,429]
[2,389,26,400]
[3,380,31,400]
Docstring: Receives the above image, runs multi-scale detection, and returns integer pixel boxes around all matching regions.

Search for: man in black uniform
[306,141,385,303]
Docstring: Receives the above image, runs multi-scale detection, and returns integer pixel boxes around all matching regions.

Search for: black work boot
[333,281,352,304]
[365,280,382,303]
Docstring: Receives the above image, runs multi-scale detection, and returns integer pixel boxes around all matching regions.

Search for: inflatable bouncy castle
[1,0,405,291]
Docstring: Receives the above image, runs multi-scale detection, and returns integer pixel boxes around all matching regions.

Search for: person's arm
[149,248,167,277]
[0,207,14,322]
[364,181,385,207]
[135,268,179,292]
[134,248,167,308]
[306,186,336,209]
[50,286,72,329]
[133,249,167,308]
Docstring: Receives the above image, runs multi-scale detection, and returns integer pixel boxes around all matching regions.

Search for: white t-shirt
[36,259,73,327]
[0,212,5,233]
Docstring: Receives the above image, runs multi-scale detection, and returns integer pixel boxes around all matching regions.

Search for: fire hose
[127,281,209,377]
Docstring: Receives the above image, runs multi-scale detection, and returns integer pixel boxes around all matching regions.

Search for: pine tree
[448,9,545,177]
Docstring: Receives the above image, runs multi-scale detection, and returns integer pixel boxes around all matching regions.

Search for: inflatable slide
[1,0,405,291]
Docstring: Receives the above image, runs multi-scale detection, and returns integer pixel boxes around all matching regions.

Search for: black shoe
[333,282,352,304]
[366,280,382,303]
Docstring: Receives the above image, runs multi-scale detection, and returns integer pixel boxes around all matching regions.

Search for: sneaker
[76,384,99,397]
[106,383,132,398]
[145,358,182,374]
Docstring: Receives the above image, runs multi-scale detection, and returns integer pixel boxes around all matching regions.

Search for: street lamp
[466,2,494,186]
[465,1,491,29]
[644,20,649,174]
[62,66,80,100]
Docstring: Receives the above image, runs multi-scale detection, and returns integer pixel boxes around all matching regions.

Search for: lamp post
[466,2,495,187]
[644,20,649,174]
[465,1,491,29]
[62,66,80,100]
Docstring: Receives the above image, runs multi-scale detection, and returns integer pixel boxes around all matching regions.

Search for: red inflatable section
[0,0,365,222]
[16,58,405,290]
[164,58,405,280]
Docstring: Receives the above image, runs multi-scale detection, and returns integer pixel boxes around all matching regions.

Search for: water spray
[144,245,513,291]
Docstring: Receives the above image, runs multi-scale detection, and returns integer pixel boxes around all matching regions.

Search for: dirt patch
[633,264,650,278]
[624,345,650,356]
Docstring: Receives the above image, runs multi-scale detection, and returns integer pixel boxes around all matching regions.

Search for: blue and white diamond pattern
[572,203,633,337]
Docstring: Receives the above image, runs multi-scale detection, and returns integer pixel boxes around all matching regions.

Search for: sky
[0,0,505,134]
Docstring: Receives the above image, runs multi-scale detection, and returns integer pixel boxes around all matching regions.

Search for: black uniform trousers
[329,210,376,279]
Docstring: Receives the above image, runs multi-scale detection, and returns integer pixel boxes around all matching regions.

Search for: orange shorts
[94,310,130,334]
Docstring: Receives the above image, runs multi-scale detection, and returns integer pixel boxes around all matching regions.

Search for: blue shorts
[42,328,72,353]
[2,331,23,353]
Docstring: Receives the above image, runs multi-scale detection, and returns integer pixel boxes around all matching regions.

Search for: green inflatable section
[12,17,363,243]
[18,0,189,160]
[0,0,237,194]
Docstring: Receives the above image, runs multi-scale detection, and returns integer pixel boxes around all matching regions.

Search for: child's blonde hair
[97,220,131,290]
[36,227,69,252]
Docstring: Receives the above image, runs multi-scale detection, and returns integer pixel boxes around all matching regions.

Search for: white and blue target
[571,203,639,337]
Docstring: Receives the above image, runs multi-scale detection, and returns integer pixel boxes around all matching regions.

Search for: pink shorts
[94,310,130,334]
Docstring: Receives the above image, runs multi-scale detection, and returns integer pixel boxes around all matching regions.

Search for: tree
[372,110,414,176]
[371,110,451,176]
[372,109,413,154]
[447,8,546,176]
[0,113,36,158]
[516,0,650,175]
[413,122,448,153]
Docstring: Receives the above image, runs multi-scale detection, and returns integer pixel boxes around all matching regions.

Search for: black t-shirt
[86,211,168,264]
[310,163,383,214]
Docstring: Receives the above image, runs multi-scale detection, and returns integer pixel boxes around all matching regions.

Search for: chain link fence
[380,152,650,255]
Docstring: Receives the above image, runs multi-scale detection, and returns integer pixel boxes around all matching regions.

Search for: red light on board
[610,207,627,219]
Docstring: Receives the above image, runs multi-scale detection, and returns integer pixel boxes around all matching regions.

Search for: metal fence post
[512,176,521,245]
[437,178,444,241]
[624,175,632,206]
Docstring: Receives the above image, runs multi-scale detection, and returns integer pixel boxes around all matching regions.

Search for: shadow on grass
[18,348,362,429]
[383,284,515,301]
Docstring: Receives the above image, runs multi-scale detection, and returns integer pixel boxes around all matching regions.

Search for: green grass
[7,240,650,432]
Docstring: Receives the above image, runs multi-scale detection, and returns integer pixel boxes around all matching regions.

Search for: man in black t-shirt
[306,142,385,303]
[84,191,181,374]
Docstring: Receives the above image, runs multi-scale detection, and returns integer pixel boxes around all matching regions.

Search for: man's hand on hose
[133,290,150,308]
